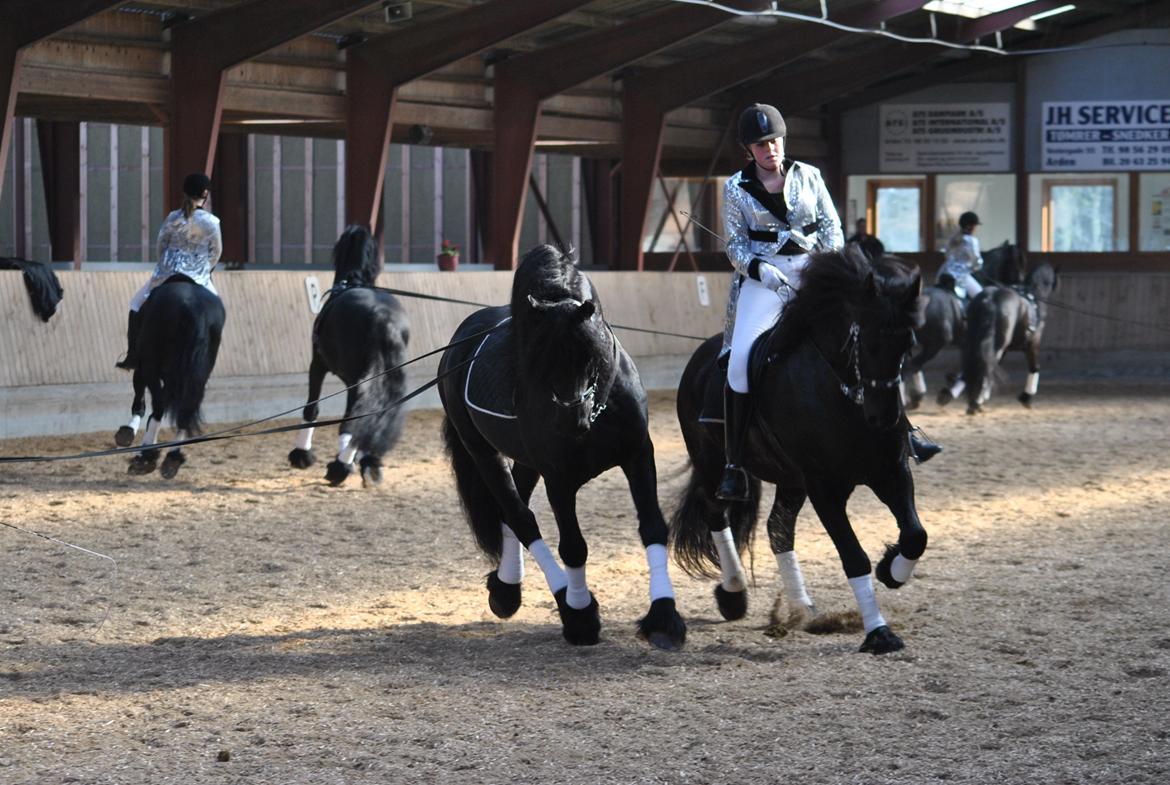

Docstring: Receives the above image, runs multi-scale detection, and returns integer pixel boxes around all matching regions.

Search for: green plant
[439,239,460,257]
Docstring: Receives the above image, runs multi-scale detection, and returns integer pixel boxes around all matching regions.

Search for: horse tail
[670,460,761,579]
[962,292,998,408]
[168,311,217,434]
[347,315,408,458]
[442,415,503,561]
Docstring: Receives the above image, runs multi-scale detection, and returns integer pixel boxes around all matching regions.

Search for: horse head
[330,224,381,288]
[514,246,615,437]
[854,255,925,430]
[1026,261,1058,299]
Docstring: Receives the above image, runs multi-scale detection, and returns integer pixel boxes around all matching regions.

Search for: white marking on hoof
[1025,372,1039,395]
[294,426,314,451]
[913,371,927,395]
[565,565,591,610]
[337,432,357,465]
[848,574,887,634]
[142,416,161,447]
[127,414,142,433]
[527,539,568,595]
[948,378,966,398]
[775,550,814,610]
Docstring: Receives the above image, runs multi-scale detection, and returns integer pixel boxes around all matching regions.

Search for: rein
[810,321,905,406]
[549,324,618,424]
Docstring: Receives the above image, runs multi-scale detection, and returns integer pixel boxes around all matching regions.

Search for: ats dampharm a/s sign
[1042,100,1170,171]
[880,103,1011,172]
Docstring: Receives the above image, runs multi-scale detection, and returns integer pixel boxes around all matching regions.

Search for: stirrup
[909,428,942,464]
[716,464,750,501]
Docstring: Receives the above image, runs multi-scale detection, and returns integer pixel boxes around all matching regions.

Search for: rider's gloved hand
[753,260,789,292]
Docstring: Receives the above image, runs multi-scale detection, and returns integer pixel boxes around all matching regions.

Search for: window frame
[1040,176,1120,253]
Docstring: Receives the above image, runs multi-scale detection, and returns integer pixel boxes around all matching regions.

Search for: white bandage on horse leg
[127,414,143,433]
[1025,372,1039,395]
[142,416,161,447]
[948,378,966,398]
[337,432,357,465]
[712,527,747,592]
[775,550,813,609]
[565,565,591,610]
[848,574,887,634]
[890,554,918,584]
[294,426,314,451]
[496,524,524,584]
[527,539,568,595]
[913,371,927,395]
[646,543,675,601]
[898,380,908,406]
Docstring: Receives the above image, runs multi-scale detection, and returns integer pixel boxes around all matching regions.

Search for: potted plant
[437,239,460,271]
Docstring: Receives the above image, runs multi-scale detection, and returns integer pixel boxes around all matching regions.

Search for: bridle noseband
[548,323,617,424]
[831,322,910,406]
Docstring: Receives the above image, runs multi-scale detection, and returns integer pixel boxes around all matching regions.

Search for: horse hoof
[859,625,904,655]
[159,451,186,480]
[1018,392,1034,408]
[359,456,383,488]
[936,389,954,407]
[905,394,922,411]
[554,588,601,646]
[324,459,351,486]
[637,597,686,651]
[127,453,158,475]
[114,426,135,447]
[486,571,522,618]
[288,448,316,469]
[714,584,748,621]
[966,404,982,416]
[875,543,905,590]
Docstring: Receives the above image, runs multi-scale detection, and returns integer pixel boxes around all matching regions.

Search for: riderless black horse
[438,245,686,649]
[113,275,225,479]
[943,261,1059,414]
[904,241,1026,410]
[672,247,928,654]
[288,225,410,487]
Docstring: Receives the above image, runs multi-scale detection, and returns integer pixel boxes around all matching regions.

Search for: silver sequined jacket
[150,208,222,289]
[721,161,844,349]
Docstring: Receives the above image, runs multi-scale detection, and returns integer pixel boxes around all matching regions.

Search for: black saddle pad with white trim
[465,317,517,419]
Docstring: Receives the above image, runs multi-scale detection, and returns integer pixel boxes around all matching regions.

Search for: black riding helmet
[183,172,211,199]
[738,103,786,146]
[959,211,981,229]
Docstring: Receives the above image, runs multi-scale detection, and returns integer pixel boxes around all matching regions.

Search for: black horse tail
[962,292,999,408]
[348,318,408,459]
[169,313,217,434]
[442,415,503,562]
[670,460,761,579]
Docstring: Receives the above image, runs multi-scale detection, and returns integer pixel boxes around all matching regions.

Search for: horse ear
[576,300,596,320]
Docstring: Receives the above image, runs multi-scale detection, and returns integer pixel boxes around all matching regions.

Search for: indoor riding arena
[2,2,1168,784]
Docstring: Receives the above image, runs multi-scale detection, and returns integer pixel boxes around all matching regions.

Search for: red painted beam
[344,0,592,230]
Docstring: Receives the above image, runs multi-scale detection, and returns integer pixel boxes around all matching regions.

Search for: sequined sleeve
[722,177,755,277]
[208,219,223,268]
[813,171,844,252]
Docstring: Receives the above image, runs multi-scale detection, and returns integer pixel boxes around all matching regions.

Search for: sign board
[695,275,710,307]
[880,103,1011,172]
[304,275,322,314]
[1042,100,1170,171]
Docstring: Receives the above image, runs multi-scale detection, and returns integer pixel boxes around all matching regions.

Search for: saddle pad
[465,317,517,419]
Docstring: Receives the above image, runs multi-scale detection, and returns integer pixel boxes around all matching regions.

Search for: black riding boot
[115,309,142,370]
[908,425,942,464]
[716,388,753,501]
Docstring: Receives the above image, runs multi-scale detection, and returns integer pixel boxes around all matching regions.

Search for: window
[869,179,924,252]
[1138,173,1170,252]
[935,174,1016,250]
[1030,173,1129,252]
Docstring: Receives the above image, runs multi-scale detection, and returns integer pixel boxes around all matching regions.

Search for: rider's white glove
[756,261,789,292]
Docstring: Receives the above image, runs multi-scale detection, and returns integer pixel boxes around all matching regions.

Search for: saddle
[697,332,778,424]
[464,317,518,419]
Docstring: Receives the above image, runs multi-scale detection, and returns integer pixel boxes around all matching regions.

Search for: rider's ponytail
[181,196,197,220]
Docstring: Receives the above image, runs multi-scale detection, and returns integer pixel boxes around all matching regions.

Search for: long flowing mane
[767,246,872,357]
[331,224,380,287]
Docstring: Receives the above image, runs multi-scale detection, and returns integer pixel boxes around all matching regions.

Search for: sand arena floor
[1,384,1168,784]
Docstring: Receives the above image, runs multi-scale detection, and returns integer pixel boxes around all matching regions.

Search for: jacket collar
[736,160,794,225]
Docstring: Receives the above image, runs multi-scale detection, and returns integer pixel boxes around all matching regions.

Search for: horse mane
[766,246,873,357]
[509,245,603,376]
[331,224,380,287]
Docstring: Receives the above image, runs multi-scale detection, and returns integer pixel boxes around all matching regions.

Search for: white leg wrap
[646,543,675,602]
[948,378,966,398]
[898,380,908,406]
[565,565,591,610]
[496,524,524,584]
[337,432,357,465]
[712,527,747,592]
[775,550,813,609]
[1025,372,1039,395]
[890,554,918,584]
[141,416,160,447]
[127,414,142,433]
[294,426,314,451]
[527,539,568,595]
[848,574,887,634]
[913,371,927,395]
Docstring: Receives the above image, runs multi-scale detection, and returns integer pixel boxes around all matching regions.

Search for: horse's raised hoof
[359,455,383,488]
[159,450,186,480]
[324,459,352,486]
[554,587,601,646]
[114,426,136,447]
[637,597,686,651]
[1018,391,1034,408]
[936,389,954,407]
[127,451,159,475]
[288,447,316,469]
[875,543,906,590]
[486,571,522,618]
[714,584,748,621]
[859,625,904,655]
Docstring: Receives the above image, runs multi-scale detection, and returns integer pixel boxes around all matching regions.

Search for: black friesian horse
[904,242,1025,409]
[946,262,1058,414]
[438,245,686,649]
[672,248,928,654]
[288,225,410,487]
[114,275,225,479]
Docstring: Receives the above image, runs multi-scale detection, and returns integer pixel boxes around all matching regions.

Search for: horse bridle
[826,322,910,406]
[549,323,618,424]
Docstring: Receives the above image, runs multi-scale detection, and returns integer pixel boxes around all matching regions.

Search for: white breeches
[938,270,983,299]
[728,277,792,393]
[130,277,219,312]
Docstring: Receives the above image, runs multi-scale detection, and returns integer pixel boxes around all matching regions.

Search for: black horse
[113,275,225,479]
[288,225,410,487]
[672,247,927,654]
[438,245,686,649]
[944,262,1058,414]
[904,242,1025,409]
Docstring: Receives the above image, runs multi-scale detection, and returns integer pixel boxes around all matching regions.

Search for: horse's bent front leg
[116,370,149,447]
[621,441,686,650]
[128,401,164,476]
[545,480,602,646]
[290,353,327,469]
[765,484,816,628]
[485,463,540,619]
[869,461,927,591]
